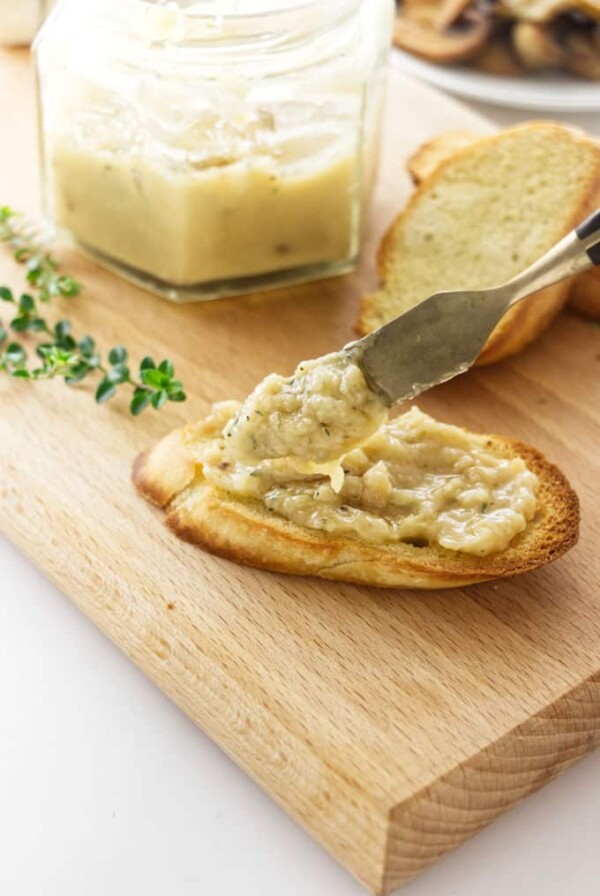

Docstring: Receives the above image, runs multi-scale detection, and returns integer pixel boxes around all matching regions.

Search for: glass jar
[34,0,393,302]
[0,0,55,46]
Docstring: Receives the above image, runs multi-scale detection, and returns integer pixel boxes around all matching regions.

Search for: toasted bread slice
[359,122,600,362]
[568,266,600,318]
[133,419,579,591]
[406,129,600,320]
[407,130,479,185]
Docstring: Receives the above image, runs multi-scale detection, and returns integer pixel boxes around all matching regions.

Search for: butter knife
[355,208,600,405]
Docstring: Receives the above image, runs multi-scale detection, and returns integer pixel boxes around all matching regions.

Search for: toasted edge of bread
[568,266,600,319]
[407,130,479,185]
[358,122,600,361]
[133,424,579,591]
[406,129,600,321]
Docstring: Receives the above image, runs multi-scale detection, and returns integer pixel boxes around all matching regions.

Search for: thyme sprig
[0,206,186,415]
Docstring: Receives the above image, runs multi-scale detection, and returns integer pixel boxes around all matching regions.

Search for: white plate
[392,49,600,112]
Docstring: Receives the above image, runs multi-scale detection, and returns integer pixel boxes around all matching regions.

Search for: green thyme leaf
[10,316,30,333]
[106,363,130,385]
[78,335,95,356]
[54,319,71,340]
[29,317,50,333]
[108,345,127,365]
[64,362,91,385]
[130,388,152,416]
[5,343,26,365]
[140,368,164,389]
[19,294,35,313]
[151,389,168,410]
[95,378,117,404]
[158,359,174,377]
[56,276,81,297]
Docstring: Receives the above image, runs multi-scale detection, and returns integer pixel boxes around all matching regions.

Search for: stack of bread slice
[358,122,600,361]
[395,0,600,80]
[404,127,600,322]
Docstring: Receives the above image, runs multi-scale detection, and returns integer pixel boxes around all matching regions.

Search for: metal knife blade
[351,209,600,407]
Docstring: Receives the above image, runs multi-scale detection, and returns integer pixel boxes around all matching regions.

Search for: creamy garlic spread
[222,350,388,466]
[51,135,357,287]
[185,403,538,556]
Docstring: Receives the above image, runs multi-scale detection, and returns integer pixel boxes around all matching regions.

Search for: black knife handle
[576,208,600,267]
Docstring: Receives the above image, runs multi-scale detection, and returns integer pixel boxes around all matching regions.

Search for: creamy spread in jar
[185,403,538,556]
[223,350,387,465]
[51,131,358,287]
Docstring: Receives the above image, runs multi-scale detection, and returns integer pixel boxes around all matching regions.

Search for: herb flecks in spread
[223,350,388,466]
[186,403,539,557]
[51,123,357,287]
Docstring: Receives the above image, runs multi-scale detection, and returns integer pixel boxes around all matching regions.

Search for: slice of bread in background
[407,130,478,185]
[358,122,600,362]
[133,421,579,591]
[406,128,600,321]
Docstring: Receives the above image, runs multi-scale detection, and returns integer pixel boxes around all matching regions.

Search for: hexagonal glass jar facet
[35,0,394,301]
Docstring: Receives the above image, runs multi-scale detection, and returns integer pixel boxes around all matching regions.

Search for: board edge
[380,668,600,894]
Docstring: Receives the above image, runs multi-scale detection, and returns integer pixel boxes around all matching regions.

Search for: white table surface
[1,91,599,896]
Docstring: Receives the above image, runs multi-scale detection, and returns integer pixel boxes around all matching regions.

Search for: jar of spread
[0,0,55,45]
[35,0,394,302]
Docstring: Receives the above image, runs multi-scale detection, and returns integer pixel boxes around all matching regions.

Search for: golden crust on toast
[568,266,600,319]
[407,130,479,185]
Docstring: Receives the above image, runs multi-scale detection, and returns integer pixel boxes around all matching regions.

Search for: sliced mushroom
[395,0,495,63]
[512,20,567,67]
[472,30,526,72]
[564,25,600,79]
[500,0,600,23]
[493,0,522,18]
[395,0,600,79]
[435,0,475,30]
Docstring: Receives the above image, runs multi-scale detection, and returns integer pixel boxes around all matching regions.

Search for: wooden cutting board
[1,49,599,896]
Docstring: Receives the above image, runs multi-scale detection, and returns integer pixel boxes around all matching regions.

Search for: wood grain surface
[1,50,599,895]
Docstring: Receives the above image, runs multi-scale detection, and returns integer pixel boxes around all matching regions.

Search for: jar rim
[65,0,364,26]
[135,0,361,18]
[39,0,381,71]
